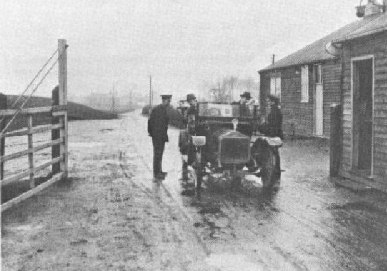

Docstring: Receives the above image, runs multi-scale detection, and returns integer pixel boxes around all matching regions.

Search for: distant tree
[201,76,259,103]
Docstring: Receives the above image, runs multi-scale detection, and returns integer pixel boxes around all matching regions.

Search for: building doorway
[352,57,373,174]
[314,64,323,136]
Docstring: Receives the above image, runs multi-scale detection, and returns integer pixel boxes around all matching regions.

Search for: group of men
[147,92,282,181]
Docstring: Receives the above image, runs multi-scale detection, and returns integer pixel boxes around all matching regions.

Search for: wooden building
[258,14,380,138]
[332,7,387,186]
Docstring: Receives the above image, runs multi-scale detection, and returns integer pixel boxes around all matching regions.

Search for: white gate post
[58,39,68,178]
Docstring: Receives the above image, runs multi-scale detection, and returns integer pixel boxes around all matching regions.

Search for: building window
[301,65,309,102]
[314,64,322,84]
[270,75,281,99]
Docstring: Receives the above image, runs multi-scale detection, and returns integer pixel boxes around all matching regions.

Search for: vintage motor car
[178,102,282,191]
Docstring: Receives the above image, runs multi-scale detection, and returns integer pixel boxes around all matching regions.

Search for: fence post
[330,104,342,177]
[52,87,60,174]
[52,39,68,179]
[0,93,7,180]
[27,114,35,188]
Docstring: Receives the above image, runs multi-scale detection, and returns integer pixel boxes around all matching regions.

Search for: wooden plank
[52,111,66,117]
[31,123,63,134]
[0,106,53,117]
[1,172,64,212]
[58,39,68,179]
[0,149,29,163]
[0,106,67,118]
[27,115,35,189]
[33,138,63,153]
[1,155,63,185]
[1,169,30,186]
[0,138,63,163]
[34,156,63,173]
[0,93,7,180]
[52,87,60,175]
[2,128,28,138]
[2,123,63,138]
[52,105,67,112]
[62,113,68,178]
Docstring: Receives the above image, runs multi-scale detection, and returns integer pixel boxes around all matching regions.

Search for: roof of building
[260,12,387,72]
[333,11,387,42]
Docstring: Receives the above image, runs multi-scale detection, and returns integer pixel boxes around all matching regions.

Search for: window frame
[314,64,323,84]
[270,75,281,100]
[301,65,309,103]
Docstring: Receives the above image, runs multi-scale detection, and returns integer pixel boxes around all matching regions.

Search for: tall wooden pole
[58,39,68,179]
[149,75,152,108]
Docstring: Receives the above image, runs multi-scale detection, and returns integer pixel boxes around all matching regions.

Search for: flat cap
[161,94,172,99]
[267,94,280,105]
[240,91,251,99]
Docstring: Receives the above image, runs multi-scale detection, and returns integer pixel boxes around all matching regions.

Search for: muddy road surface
[2,111,387,271]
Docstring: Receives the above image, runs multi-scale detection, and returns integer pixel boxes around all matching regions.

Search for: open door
[314,64,323,136]
[352,58,373,174]
[315,84,323,136]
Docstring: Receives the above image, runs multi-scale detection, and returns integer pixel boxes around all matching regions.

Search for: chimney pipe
[272,54,275,65]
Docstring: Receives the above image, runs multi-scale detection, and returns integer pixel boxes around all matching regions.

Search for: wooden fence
[0,39,68,212]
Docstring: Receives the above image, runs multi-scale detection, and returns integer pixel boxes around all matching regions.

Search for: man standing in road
[148,94,172,180]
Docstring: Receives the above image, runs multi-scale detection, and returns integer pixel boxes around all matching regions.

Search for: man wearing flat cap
[148,94,172,180]
[186,93,197,128]
[240,91,256,105]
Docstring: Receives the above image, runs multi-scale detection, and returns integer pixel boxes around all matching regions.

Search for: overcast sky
[1,0,360,99]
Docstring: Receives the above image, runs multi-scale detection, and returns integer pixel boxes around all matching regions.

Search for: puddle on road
[205,253,264,271]
[12,224,44,232]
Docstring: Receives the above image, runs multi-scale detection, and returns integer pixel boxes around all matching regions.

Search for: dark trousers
[152,138,165,176]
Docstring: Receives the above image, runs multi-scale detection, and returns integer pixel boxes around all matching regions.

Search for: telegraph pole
[111,84,116,113]
[149,75,153,107]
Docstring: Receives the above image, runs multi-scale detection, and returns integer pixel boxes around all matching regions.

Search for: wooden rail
[1,39,68,212]
[0,105,67,117]
[1,172,64,212]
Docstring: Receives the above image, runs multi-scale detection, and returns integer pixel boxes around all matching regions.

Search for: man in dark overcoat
[148,95,172,180]
[259,95,283,139]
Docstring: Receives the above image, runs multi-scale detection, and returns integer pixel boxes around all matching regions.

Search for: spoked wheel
[261,148,278,188]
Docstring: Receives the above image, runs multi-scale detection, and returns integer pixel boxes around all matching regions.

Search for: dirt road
[2,111,387,270]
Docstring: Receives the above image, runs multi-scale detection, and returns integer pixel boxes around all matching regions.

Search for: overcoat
[148,104,169,142]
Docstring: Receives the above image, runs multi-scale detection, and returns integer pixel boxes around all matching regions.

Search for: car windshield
[198,103,257,118]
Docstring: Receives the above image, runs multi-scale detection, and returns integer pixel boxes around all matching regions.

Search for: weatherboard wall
[259,59,341,138]
[340,31,387,181]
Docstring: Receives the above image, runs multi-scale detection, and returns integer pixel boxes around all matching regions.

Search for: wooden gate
[0,39,68,212]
